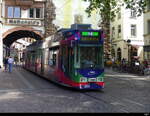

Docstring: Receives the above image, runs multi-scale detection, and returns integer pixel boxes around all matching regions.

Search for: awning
[132,56,140,59]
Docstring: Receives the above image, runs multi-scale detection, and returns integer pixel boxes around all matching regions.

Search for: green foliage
[83,0,148,20]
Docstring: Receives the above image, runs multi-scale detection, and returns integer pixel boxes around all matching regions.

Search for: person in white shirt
[8,56,14,73]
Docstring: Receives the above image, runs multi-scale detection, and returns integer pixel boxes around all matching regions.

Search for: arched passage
[3,30,42,47]
[3,27,43,47]
[2,27,44,62]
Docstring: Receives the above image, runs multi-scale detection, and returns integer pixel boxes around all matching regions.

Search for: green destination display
[81,32,99,37]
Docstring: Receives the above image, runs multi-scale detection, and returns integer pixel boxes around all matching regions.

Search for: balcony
[15,0,34,6]
[5,18,44,26]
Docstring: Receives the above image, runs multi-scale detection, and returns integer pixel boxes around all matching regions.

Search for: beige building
[144,1,150,61]
[110,5,144,63]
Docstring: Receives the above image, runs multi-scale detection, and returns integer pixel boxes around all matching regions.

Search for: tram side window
[49,48,58,66]
[62,46,68,72]
[49,50,54,66]
[48,50,53,66]
[52,53,56,66]
[69,47,74,73]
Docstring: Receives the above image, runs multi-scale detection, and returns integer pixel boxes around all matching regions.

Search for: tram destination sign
[80,31,100,43]
[81,37,99,42]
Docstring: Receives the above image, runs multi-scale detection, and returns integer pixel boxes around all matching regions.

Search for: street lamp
[127,39,131,64]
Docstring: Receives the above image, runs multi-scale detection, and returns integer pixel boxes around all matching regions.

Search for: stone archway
[2,26,43,39]
[1,26,44,67]
[3,26,43,47]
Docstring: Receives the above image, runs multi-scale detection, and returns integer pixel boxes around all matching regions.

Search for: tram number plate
[88,78,96,82]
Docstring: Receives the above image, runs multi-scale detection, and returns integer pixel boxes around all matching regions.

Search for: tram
[24,24,104,89]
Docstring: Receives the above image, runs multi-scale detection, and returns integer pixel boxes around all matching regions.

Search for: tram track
[81,89,146,113]
[81,92,130,112]
[0,88,59,94]
[82,92,110,104]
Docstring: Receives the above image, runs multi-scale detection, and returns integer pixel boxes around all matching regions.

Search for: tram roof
[57,24,100,34]
[57,28,101,33]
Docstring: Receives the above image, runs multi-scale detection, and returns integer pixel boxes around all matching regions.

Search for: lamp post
[127,39,131,64]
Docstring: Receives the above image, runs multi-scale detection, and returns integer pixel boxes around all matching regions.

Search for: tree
[83,0,147,60]
[44,0,58,38]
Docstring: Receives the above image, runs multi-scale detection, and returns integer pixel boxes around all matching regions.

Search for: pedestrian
[8,56,14,73]
[3,56,8,71]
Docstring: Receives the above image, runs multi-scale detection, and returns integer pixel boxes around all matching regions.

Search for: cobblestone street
[0,67,149,113]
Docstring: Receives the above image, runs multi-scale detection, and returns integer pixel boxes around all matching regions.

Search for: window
[112,27,115,39]
[8,7,13,18]
[48,47,59,66]
[7,6,21,18]
[131,25,136,37]
[147,0,150,10]
[118,11,121,19]
[118,25,121,37]
[79,46,103,69]
[148,20,150,34]
[14,7,21,18]
[29,8,34,18]
[29,8,42,18]
[130,9,136,18]
[36,8,40,18]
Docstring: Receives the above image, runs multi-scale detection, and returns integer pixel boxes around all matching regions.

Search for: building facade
[110,5,144,63]
[143,1,150,61]
[0,0,46,67]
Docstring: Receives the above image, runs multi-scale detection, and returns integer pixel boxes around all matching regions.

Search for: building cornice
[143,34,150,37]
[112,39,124,43]
[144,10,150,14]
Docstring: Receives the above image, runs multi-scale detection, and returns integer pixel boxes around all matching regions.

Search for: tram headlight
[80,77,87,82]
[97,77,103,82]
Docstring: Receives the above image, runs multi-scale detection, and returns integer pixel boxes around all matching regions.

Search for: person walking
[3,56,8,71]
[8,56,14,73]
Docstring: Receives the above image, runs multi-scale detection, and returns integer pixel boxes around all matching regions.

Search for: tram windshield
[79,46,103,69]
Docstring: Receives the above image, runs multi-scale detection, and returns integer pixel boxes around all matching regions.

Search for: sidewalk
[0,67,28,90]
[105,67,140,75]
[105,67,124,74]
[105,67,150,81]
